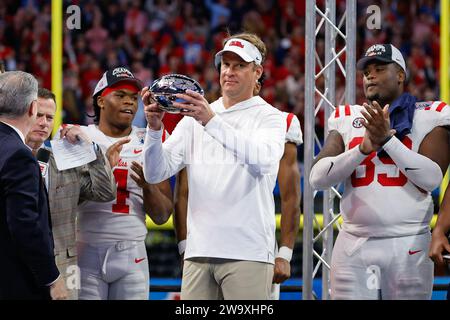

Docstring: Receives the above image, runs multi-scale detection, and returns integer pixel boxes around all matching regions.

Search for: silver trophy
[150,74,204,113]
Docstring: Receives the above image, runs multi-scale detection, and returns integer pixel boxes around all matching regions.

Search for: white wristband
[276,246,293,262]
[178,240,186,255]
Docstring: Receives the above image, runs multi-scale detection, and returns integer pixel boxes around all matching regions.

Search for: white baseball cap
[356,44,406,72]
[214,38,263,69]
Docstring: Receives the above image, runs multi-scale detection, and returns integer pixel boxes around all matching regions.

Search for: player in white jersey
[254,80,303,298]
[270,111,302,300]
[310,44,450,299]
[77,67,173,300]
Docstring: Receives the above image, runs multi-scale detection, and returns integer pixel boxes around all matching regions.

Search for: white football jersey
[329,101,450,237]
[77,125,168,244]
[283,112,303,145]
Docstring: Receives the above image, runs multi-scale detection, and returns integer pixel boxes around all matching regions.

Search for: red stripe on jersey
[286,113,295,132]
[344,104,351,116]
[436,102,447,112]
[162,130,167,142]
[334,106,340,118]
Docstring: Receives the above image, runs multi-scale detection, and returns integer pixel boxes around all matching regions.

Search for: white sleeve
[309,145,367,190]
[204,112,286,176]
[436,102,450,127]
[382,135,443,192]
[285,114,303,145]
[327,107,341,133]
[143,119,188,184]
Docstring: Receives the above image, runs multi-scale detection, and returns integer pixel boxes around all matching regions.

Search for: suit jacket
[45,145,115,299]
[0,122,59,300]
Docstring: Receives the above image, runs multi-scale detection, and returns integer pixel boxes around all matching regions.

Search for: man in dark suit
[25,88,122,300]
[0,71,67,300]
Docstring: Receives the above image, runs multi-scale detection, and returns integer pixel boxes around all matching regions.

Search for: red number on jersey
[349,137,376,187]
[349,136,413,187]
[112,168,130,214]
[377,136,412,186]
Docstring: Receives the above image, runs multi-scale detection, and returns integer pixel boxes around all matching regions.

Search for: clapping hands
[359,101,396,154]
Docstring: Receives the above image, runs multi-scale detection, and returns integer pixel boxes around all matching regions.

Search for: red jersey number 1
[112,168,130,214]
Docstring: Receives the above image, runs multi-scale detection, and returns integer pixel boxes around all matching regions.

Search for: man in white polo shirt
[141,32,286,299]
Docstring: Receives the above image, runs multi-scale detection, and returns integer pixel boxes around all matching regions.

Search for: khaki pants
[181,258,274,300]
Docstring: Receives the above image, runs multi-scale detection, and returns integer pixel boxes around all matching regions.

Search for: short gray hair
[0,71,38,119]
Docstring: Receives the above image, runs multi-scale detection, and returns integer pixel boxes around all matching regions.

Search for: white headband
[214,38,263,68]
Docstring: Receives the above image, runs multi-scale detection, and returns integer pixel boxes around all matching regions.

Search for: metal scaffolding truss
[302,0,356,300]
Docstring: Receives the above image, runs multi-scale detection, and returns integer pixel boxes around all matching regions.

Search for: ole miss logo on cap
[229,40,244,48]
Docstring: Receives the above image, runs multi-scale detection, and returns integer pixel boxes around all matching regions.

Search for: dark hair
[38,87,56,103]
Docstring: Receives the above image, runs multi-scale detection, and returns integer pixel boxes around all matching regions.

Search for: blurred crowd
[0,0,443,132]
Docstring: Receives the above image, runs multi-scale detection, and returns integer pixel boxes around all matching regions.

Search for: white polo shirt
[144,95,286,264]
